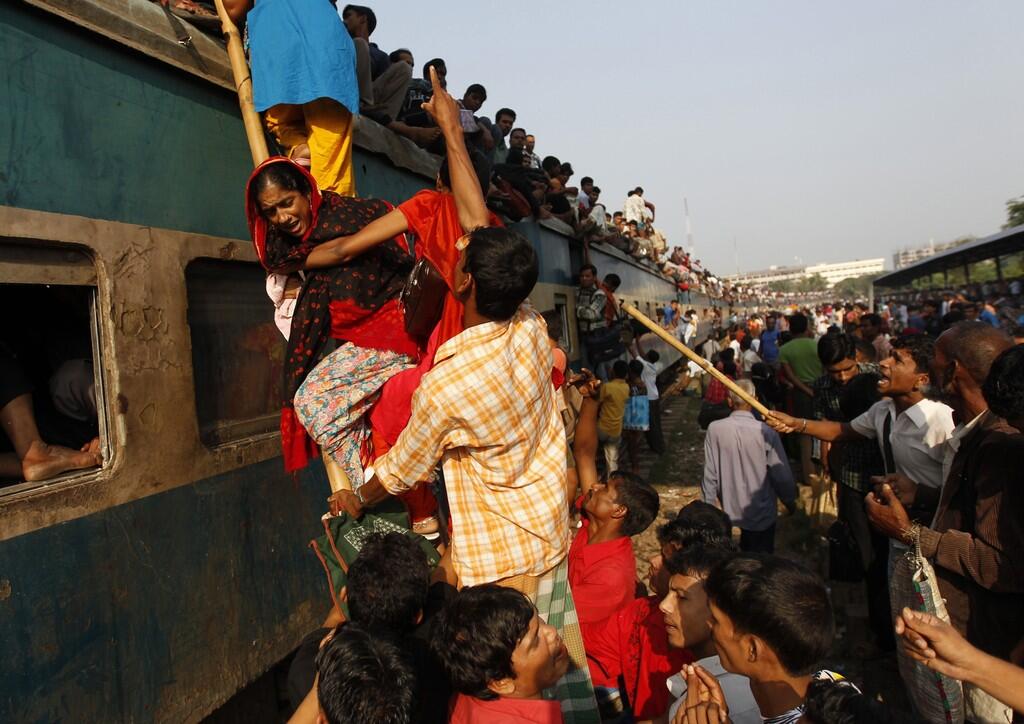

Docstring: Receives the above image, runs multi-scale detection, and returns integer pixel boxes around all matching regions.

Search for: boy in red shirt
[569,372,660,715]
[432,584,570,723]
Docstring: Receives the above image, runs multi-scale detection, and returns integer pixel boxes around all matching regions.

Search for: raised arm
[303,209,410,269]
[572,372,602,498]
[765,411,858,442]
[422,67,490,232]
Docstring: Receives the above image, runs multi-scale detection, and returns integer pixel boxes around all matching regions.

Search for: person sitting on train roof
[287,622,417,724]
[328,224,572,591]
[288,532,455,724]
[568,369,660,712]
[341,5,441,147]
[397,57,446,127]
[225,0,360,196]
[431,584,571,724]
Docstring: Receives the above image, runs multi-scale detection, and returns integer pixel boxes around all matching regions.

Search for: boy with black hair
[648,501,732,598]
[660,543,760,723]
[304,623,418,724]
[704,553,844,723]
[287,533,454,723]
[432,584,570,723]
[345,531,430,634]
[570,370,660,705]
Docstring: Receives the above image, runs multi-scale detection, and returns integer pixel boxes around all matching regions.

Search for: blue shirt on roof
[248,0,360,115]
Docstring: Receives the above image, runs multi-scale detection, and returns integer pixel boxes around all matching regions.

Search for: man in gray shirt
[703,379,796,553]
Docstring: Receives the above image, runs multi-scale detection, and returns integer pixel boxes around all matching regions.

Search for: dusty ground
[630,385,909,711]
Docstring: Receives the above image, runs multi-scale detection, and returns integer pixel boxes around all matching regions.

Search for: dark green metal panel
[0,459,332,723]
[353,150,431,207]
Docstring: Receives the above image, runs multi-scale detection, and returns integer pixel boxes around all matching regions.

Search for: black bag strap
[882,410,896,475]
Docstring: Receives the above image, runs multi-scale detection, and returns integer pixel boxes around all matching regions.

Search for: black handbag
[585,323,626,364]
[400,257,447,342]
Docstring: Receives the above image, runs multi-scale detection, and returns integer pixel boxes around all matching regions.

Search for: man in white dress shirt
[767,334,954,516]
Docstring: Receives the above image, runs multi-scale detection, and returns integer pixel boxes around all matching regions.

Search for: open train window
[186,260,283,447]
[553,293,571,354]
[0,243,106,493]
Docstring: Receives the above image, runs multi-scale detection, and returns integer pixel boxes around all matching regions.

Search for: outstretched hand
[765,411,800,434]
[864,483,912,540]
[421,66,459,132]
[328,489,364,519]
[568,368,601,399]
[895,607,981,682]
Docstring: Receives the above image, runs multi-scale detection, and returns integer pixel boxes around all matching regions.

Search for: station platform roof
[874,224,1024,288]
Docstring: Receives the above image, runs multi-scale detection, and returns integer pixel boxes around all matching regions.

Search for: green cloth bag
[309,498,440,618]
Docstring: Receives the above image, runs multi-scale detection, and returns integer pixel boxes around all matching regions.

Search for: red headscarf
[246,156,323,269]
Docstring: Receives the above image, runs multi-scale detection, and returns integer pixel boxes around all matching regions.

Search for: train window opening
[186,259,283,447]
[552,294,571,353]
[0,273,106,492]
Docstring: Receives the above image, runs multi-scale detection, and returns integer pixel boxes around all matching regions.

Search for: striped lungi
[498,557,600,724]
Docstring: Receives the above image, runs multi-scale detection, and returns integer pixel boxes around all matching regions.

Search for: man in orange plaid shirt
[331,225,571,586]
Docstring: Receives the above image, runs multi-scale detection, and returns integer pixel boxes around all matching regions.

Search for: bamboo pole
[212,2,349,491]
[622,304,771,417]
[212,0,269,165]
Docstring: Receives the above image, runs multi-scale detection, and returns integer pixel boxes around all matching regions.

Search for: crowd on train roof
[45,2,1015,722]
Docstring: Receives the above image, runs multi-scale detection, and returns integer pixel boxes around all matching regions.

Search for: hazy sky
[366,2,1024,275]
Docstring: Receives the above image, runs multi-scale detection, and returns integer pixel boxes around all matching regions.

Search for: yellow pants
[264,99,356,197]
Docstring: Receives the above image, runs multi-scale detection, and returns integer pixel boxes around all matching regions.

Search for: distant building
[892,237,974,270]
[727,257,886,289]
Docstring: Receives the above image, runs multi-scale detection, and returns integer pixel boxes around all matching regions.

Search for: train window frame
[0,241,110,499]
[184,258,283,449]
[552,293,572,355]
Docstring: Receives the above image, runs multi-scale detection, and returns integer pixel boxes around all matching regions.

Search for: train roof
[20,0,682,284]
[23,0,442,181]
[874,223,1024,288]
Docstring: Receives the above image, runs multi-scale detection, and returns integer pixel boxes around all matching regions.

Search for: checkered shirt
[374,304,571,587]
[812,364,884,492]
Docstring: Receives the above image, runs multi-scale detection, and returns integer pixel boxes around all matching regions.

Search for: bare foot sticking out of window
[21,438,102,482]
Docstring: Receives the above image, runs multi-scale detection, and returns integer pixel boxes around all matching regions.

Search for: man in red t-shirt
[569,372,660,713]
[433,584,569,723]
